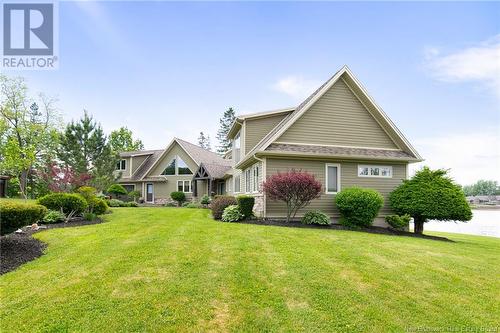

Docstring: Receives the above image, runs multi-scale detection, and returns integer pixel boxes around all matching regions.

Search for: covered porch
[192,163,231,198]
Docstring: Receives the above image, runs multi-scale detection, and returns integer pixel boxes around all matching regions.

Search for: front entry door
[146,183,154,203]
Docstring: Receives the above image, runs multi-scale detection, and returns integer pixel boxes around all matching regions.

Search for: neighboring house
[117,66,423,226]
[467,196,500,205]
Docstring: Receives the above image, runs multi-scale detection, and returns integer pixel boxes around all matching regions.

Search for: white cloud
[425,35,500,98]
[410,130,500,185]
[271,76,320,100]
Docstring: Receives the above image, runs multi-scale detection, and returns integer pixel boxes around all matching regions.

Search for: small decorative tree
[262,170,322,222]
[128,190,141,203]
[107,184,127,198]
[170,191,186,207]
[389,167,472,234]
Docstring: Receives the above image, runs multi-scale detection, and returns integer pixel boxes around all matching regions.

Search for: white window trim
[177,180,192,193]
[245,169,251,194]
[325,163,341,194]
[117,159,126,171]
[145,183,154,203]
[252,164,259,193]
[358,164,393,178]
[234,175,241,194]
[122,184,136,191]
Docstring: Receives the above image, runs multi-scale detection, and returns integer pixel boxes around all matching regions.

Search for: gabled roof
[236,65,423,167]
[128,150,164,181]
[227,107,295,138]
[139,138,229,180]
[193,161,232,180]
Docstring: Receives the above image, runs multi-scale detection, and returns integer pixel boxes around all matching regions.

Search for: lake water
[411,209,500,238]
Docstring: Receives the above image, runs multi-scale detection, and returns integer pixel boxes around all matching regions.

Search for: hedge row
[0,202,47,235]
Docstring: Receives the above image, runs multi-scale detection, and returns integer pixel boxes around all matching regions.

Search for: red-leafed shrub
[262,169,322,222]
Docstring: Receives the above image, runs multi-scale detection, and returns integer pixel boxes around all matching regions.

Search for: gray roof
[200,162,232,179]
[120,138,231,181]
[120,149,160,157]
[265,143,416,160]
[129,150,164,180]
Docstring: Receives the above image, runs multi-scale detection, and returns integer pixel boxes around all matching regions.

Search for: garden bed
[235,219,453,242]
[0,217,102,275]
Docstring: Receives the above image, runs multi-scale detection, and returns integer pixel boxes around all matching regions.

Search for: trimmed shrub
[126,201,138,207]
[237,195,255,218]
[90,197,108,215]
[390,167,472,234]
[42,210,66,224]
[335,187,384,227]
[170,191,186,206]
[221,205,244,222]
[200,195,211,206]
[107,184,127,197]
[302,210,331,225]
[77,186,97,202]
[0,202,47,235]
[211,195,237,220]
[385,214,411,230]
[164,202,177,207]
[128,190,141,202]
[37,193,88,216]
[84,212,97,221]
[107,199,124,207]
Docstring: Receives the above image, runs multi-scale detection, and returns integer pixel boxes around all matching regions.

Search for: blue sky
[7,1,500,184]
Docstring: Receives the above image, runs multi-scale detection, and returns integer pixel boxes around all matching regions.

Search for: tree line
[1,75,236,199]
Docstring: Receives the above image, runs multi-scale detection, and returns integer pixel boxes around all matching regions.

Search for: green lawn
[1,208,499,332]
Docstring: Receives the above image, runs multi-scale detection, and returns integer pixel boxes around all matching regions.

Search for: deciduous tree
[262,170,322,222]
[109,127,144,153]
[0,75,60,198]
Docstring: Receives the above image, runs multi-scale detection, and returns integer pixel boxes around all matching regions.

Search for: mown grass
[1,207,499,332]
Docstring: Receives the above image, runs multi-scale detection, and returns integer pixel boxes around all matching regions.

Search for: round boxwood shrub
[211,195,237,220]
[222,205,244,222]
[200,195,211,206]
[385,214,411,230]
[170,191,186,206]
[90,197,108,215]
[0,201,48,235]
[37,193,88,216]
[236,195,255,218]
[335,187,384,227]
[107,184,127,197]
[42,210,66,224]
[302,210,331,225]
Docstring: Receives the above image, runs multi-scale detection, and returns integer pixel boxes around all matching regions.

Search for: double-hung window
[325,164,341,194]
[245,169,251,193]
[234,175,241,193]
[177,180,192,193]
[116,159,126,171]
[252,165,259,192]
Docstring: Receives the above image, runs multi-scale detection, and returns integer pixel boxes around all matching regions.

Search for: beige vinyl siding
[277,79,398,149]
[265,157,406,219]
[245,114,288,154]
[153,181,194,201]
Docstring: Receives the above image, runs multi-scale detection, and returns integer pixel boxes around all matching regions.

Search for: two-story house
[117,66,422,226]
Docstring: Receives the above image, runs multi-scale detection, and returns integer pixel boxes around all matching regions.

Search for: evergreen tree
[216,107,235,155]
[58,111,117,191]
[109,127,144,153]
[197,131,211,151]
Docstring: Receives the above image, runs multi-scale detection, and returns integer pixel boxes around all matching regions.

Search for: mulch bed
[0,218,102,275]
[236,219,453,242]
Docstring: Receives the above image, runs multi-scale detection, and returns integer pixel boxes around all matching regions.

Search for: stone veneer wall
[253,195,264,218]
